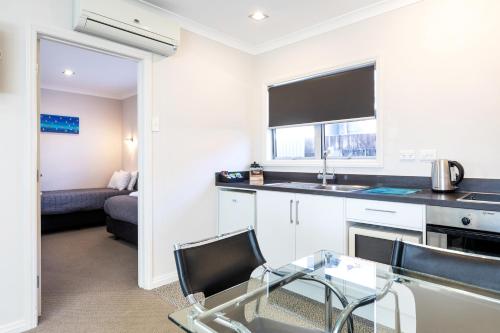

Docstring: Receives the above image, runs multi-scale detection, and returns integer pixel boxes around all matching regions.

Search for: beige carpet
[29,227,182,333]
[30,226,385,333]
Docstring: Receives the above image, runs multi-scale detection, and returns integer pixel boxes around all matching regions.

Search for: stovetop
[458,192,500,204]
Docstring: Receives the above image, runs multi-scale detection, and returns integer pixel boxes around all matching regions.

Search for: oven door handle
[427,224,500,243]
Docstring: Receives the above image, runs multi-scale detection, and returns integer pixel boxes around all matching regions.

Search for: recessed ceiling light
[249,11,268,21]
[62,69,75,76]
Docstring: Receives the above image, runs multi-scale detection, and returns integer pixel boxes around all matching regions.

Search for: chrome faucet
[318,150,335,185]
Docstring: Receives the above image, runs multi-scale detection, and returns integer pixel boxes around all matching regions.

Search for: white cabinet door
[218,190,256,234]
[256,191,296,268]
[295,194,345,259]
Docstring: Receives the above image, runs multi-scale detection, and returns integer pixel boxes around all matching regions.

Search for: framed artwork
[40,114,80,134]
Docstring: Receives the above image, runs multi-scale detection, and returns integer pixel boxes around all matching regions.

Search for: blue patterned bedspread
[41,188,130,215]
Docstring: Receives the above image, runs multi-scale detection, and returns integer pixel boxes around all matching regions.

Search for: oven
[427,206,500,258]
[349,224,422,265]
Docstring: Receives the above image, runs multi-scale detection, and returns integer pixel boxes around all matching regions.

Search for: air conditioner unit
[73,0,180,56]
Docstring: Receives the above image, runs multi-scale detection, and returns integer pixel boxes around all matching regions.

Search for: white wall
[254,0,500,179]
[151,30,256,282]
[40,89,124,191]
[121,95,138,172]
[0,1,254,331]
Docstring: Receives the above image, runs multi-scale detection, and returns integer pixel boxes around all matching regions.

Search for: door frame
[26,25,155,328]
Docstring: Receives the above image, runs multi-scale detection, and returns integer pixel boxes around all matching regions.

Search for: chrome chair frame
[332,279,399,333]
[174,226,355,333]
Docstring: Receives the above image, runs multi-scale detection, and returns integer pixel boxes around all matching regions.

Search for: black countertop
[215,172,500,212]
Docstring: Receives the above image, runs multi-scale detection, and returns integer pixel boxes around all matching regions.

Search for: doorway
[27,26,154,328]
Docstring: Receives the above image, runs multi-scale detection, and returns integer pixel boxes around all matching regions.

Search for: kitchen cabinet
[256,191,296,267]
[295,193,345,259]
[256,190,345,268]
[218,189,256,234]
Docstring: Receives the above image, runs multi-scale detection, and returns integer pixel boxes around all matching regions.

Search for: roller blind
[268,64,375,128]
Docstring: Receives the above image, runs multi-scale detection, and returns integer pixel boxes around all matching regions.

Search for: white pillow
[116,170,131,191]
[127,171,138,191]
[107,171,120,189]
[107,170,131,191]
[129,191,138,197]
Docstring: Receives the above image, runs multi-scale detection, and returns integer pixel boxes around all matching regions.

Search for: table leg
[325,287,332,332]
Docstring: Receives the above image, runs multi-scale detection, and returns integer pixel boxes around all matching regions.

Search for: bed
[41,188,130,233]
[104,195,138,245]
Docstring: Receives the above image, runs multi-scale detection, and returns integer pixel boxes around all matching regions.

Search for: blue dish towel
[363,187,420,195]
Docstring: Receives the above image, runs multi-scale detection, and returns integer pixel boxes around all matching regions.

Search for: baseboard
[151,271,178,289]
[0,320,33,333]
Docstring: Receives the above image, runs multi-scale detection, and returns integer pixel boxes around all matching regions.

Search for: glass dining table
[169,250,500,333]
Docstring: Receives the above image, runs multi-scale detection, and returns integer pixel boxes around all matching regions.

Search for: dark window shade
[268,65,375,128]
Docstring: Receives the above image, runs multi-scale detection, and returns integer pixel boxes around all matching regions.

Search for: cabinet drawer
[346,199,424,231]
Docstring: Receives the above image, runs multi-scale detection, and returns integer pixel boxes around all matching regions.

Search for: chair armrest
[190,300,252,333]
[213,316,252,333]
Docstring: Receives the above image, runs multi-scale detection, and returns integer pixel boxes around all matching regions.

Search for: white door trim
[26,25,155,329]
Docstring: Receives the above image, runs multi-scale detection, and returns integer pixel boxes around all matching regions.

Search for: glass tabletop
[169,250,500,333]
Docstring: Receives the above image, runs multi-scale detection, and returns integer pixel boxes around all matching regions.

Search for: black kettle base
[432,188,458,193]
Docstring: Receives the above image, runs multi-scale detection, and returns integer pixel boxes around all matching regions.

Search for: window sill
[262,159,383,168]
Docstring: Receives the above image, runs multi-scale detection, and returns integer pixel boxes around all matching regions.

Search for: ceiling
[40,39,137,100]
[140,0,419,54]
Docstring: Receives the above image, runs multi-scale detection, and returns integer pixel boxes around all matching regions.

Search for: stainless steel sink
[312,184,369,192]
[265,182,369,192]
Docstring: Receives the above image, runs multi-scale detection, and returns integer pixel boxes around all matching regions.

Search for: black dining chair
[390,240,500,292]
[173,226,353,333]
[334,240,500,333]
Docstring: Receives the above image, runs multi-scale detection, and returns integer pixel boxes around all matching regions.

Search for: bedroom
[38,38,140,319]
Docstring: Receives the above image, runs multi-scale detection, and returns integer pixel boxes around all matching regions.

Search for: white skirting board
[151,271,178,289]
[0,320,32,333]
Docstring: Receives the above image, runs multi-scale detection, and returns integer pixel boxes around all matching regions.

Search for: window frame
[262,59,383,168]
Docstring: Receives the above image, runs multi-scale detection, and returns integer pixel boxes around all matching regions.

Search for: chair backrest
[390,240,500,292]
[174,228,266,298]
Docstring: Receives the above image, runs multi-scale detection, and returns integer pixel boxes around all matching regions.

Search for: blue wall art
[40,114,80,134]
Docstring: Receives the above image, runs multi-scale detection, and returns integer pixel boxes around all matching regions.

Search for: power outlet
[419,149,437,161]
[400,150,416,161]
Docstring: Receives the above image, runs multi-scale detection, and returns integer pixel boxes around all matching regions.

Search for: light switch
[419,149,437,161]
[152,116,160,132]
[400,150,416,161]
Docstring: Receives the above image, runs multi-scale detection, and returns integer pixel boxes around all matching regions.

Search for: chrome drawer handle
[365,208,397,214]
[290,200,293,224]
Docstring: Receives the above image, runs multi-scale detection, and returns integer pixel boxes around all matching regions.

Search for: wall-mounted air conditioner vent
[74,0,180,56]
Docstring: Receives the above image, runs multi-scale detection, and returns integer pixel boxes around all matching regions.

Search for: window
[272,125,321,160]
[272,119,376,160]
[324,119,376,159]
[268,63,377,162]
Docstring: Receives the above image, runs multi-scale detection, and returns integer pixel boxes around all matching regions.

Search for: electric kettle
[431,159,465,192]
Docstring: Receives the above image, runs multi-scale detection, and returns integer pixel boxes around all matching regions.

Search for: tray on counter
[362,187,421,195]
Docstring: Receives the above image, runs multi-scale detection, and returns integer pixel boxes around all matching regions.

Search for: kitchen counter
[216,172,500,212]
